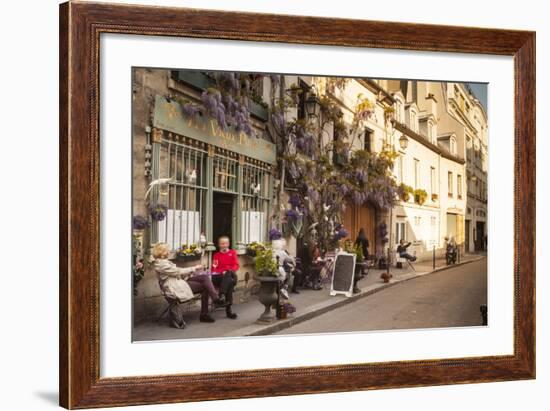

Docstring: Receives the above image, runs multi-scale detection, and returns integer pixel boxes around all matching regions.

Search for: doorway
[465,219,471,253]
[475,221,485,251]
[212,192,235,249]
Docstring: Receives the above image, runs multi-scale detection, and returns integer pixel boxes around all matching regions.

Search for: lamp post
[399,135,409,151]
[386,134,409,280]
[305,90,322,118]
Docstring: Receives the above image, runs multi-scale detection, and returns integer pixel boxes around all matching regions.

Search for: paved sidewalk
[133,253,486,341]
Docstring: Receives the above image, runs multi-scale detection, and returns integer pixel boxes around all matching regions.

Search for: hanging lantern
[305,92,321,118]
[399,135,409,151]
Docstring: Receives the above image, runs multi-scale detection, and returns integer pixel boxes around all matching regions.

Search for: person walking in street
[354,228,370,260]
[152,243,225,326]
[352,229,370,293]
[397,239,417,262]
[211,236,239,319]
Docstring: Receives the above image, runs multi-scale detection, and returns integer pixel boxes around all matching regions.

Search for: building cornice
[357,79,395,106]
[393,120,465,165]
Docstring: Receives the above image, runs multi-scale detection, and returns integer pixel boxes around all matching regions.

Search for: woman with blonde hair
[152,243,225,326]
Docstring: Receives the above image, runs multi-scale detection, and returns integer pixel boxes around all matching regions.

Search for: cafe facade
[132,69,281,320]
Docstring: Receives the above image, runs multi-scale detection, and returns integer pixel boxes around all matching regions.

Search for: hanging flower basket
[149,203,168,222]
[413,189,428,205]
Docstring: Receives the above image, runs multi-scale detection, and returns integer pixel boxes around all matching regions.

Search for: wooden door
[357,204,376,249]
[341,201,377,248]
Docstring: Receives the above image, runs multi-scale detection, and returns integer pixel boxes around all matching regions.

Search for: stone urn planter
[255,275,279,323]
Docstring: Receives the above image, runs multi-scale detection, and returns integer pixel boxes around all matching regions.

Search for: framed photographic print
[59,1,535,409]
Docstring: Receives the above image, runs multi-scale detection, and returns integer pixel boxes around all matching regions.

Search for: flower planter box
[414,195,426,206]
[175,253,202,262]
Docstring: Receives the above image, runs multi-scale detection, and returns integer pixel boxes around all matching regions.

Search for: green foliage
[343,239,365,261]
[398,183,414,202]
[255,248,279,276]
[414,188,428,205]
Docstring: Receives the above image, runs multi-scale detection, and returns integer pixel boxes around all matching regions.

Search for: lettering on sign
[152,95,277,165]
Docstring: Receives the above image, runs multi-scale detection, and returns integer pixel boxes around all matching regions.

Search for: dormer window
[395,100,402,122]
[427,122,434,143]
[450,136,457,156]
[393,93,405,123]
[405,102,419,133]
[410,109,418,132]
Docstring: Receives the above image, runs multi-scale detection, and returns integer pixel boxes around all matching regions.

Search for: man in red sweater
[211,236,239,319]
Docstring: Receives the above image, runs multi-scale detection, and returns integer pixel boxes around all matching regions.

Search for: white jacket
[152,258,197,302]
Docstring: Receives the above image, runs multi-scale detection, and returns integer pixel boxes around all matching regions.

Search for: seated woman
[152,243,225,326]
[397,239,417,261]
[211,236,239,319]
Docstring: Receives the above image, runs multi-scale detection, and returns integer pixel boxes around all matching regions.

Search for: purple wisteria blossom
[285,208,301,222]
[337,184,349,196]
[149,204,168,222]
[333,228,349,241]
[268,227,283,241]
[181,103,201,118]
[272,112,285,132]
[132,215,150,230]
[288,194,301,209]
[294,127,316,157]
[306,187,320,204]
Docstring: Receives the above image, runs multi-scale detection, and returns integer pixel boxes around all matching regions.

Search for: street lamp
[305,92,322,118]
[385,136,409,282]
[399,135,409,151]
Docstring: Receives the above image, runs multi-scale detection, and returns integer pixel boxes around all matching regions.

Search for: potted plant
[413,189,428,205]
[254,248,280,323]
[149,203,168,222]
[176,243,202,262]
[397,183,414,202]
[277,301,296,320]
[246,241,266,257]
[132,215,150,231]
[380,271,393,283]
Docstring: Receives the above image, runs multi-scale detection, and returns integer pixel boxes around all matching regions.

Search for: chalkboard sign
[330,252,356,297]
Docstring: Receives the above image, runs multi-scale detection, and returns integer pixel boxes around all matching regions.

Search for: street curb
[232,255,486,337]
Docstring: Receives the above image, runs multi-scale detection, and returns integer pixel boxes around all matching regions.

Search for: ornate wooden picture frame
[59,2,535,408]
